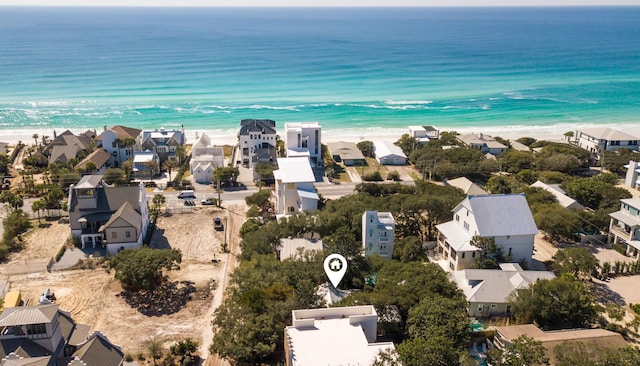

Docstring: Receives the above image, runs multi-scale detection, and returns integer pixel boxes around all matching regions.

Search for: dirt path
[201,204,244,365]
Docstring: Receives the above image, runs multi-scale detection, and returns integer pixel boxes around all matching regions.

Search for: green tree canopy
[508,275,599,329]
[487,335,546,366]
[213,167,240,183]
[357,140,374,158]
[109,248,182,291]
[552,247,599,280]
[406,294,471,347]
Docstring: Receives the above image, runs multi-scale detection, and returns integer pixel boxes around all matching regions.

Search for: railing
[610,226,631,241]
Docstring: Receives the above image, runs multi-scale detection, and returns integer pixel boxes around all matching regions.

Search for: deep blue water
[0,7,639,141]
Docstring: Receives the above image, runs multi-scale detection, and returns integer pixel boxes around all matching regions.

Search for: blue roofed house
[273,157,319,217]
[68,175,150,256]
[436,194,539,271]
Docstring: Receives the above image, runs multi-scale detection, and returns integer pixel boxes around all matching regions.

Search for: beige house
[493,324,627,365]
[452,263,554,318]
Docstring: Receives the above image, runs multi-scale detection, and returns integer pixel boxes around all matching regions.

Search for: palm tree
[564,131,574,143]
[121,159,133,182]
[32,199,46,224]
[145,160,159,181]
[175,145,186,165]
[162,160,178,182]
[32,133,39,147]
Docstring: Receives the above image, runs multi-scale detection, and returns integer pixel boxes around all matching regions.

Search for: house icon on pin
[329,258,342,271]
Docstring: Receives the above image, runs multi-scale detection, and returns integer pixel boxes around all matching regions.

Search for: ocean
[1,6,639,143]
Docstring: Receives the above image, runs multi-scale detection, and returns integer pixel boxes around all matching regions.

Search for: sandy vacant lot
[1,203,244,361]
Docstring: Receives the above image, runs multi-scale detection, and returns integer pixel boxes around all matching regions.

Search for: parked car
[183,199,196,206]
[214,217,224,231]
[202,197,215,205]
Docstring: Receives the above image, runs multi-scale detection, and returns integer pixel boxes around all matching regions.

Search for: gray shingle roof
[326,141,365,161]
[0,304,59,327]
[99,202,142,233]
[74,149,112,171]
[1,354,51,366]
[239,119,276,135]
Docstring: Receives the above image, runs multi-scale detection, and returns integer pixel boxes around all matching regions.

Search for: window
[288,207,295,213]
[112,232,117,239]
[472,252,476,258]
[478,305,483,311]
[508,248,512,257]
[461,252,465,259]
[491,304,497,308]
[455,214,459,222]
[126,231,131,238]
[26,323,47,337]
[463,222,469,231]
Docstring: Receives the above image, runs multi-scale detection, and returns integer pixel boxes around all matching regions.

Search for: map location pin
[324,254,347,288]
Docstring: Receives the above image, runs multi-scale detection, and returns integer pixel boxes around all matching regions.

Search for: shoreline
[1,122,639,147]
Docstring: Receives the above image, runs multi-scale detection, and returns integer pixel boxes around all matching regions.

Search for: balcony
[378,236,390,243]
[610,226,631,241]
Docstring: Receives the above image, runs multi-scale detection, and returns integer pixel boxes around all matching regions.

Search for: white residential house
[238,119,278,169]
[625,161,640,189]
[362,211,396,259]
[273,157,319,216]
[608,198,640,259]
[68,175,150,255]
[97,125,142,168]
[457,133,507,156]
[284,306,397,366]
[284,122,322,166]
[190,132,224,184]
[408,125,439,145]
[576,127,639,156]
[530,180,583,210]
[373,141,407,165]
[452,263,555,317]
[132,150,160,179]
[436,194,539,271]
[139,126,186,163]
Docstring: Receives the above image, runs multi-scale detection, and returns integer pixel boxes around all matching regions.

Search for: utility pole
[216,179,221,207]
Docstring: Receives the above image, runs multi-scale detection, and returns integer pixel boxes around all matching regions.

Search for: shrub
[387,171,400,181]
[55,245,67,262]
[363,171,383,182]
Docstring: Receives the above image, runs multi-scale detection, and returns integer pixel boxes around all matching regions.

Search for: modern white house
[436,194,538,271]
[408,125,439,145]
[189,132,225,184]
[530,180,583,210]
[452,263,555,318]
[132,150,160,179]
[139,127,186,163]
[457,133,507,156]
[373,141,407,165]
[444,177,489,196]
[608,198,640,259]
[362,211,396,259]
[284,306,397,366]
[284,122,322,166]
[68,175,150,255]
[238,119,278,169]
[625,161,640,190]
[576,127,639,156]
[273,157,319,216]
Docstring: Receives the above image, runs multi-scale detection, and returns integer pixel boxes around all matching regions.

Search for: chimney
[104,125,107,131]
[625,160,639,189]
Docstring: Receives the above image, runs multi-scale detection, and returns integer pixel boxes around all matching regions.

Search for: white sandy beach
[2,122,639,147]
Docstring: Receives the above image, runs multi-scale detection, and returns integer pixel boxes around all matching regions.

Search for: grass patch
[612,243,626,256]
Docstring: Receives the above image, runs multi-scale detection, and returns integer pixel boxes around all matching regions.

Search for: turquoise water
[1,7,639,140]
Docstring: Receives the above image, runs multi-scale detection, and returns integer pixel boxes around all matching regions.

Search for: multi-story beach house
[96,125,142,168]
[0,303,124,366]
[576,127,639,156]
[273,157,318,216]
[132,150,160,179]
[625,161,640,190]
[44,130,94,166]
[68,174,150,255]
[189,132,224,184]
[457,133,507,156]
[362,211,396,259]
[139,127,186,163]
[284,306,396,366]
[608,198,640,259]
[238,119,278,169]
[284,122,322,166]
[436,194,538,271]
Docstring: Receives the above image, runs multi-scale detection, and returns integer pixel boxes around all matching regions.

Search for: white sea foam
[384,100,433,105]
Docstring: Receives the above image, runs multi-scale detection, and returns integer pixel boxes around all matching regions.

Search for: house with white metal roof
[436,194,538,271]
[408,125,439,145]
[576,127,639,156]
[284,306,397,366]
[278,238,323,261]
[273,157,318,216]
[189,132,224,184]
[373,141,407,165]
[452,263,555,317]
[132,150,160,180]
[608,198,640,259]
[530,180,583,210]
